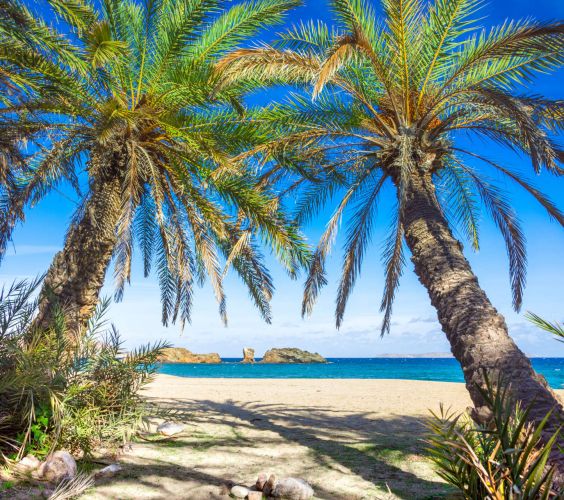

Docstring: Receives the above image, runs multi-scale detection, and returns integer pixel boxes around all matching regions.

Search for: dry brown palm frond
[215,47,320,89]
[313,35,358,99]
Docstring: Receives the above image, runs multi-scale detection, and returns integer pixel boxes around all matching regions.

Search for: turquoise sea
[159,357,564,389]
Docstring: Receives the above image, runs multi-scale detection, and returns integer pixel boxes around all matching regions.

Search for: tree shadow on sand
[121,396,456,499]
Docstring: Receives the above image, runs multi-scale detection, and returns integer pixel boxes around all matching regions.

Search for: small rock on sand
[255,473,268,491]
[156,421,185,436]
[247,491,263,500]
[230,485,250,498]
[271,477,314,500]
[38,451,77,483]
[95,464,122,478]
[15,454,41,473]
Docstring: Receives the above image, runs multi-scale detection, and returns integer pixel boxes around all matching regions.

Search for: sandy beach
[79,374,540,499]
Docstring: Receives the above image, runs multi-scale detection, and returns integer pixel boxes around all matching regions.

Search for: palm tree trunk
[400,169,563,469]
[34,165,123,335]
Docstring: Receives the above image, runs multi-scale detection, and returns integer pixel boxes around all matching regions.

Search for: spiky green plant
[426,375,561,499]
[215,0,564,458]
[0,278,169,460]
[0,0,307,334]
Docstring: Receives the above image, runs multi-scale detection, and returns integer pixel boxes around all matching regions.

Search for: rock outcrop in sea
[259,348,327,364]
[241,347,255,363]
[157,347,221,363]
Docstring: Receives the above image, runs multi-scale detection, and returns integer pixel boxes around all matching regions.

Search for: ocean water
[159,357,564,389]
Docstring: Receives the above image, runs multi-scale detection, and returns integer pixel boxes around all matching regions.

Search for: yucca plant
[426,375,561,499]
[0,0,307,335]
[0,278,169,460]
[215,0,564,458]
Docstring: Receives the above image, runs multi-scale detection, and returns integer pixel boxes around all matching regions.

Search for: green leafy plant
[14,405,51,459]
[0,278,169,461]
[426,375,561,499]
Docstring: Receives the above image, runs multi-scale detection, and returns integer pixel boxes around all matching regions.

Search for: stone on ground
[230,485,250,498]
[156,421,185,436]
[15,454,41,473]
[255,473,267,491]
[38,450,77,483]
[271,477,314,500]
[95,464,122,478]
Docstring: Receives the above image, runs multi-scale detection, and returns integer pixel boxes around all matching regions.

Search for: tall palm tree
[216,0,564,460]
[0,0,307,334]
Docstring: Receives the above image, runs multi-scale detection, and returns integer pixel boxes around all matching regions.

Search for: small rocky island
[241,347,255,363]
[259,348,327,364]
[158,346,327,364]
[157,347,221,364]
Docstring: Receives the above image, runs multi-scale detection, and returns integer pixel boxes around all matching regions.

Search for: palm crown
[0,0,308,327]
[217,0,564,332]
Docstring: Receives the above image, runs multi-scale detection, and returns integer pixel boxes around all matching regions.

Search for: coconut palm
[0,0,307,334]
[216,0,564,455]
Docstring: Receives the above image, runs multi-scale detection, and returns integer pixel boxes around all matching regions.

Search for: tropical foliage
[426,375,561,499]
[216,0,564,330]
[0,278,168,460]
[0,0,307,329]
[526,312,564,342]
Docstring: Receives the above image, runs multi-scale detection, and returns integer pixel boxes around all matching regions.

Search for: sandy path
[82,376,562,500]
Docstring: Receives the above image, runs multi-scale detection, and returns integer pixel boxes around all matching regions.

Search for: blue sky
[2,0,564,357]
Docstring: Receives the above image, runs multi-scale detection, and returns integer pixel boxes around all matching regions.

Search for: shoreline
[153,372,468,384]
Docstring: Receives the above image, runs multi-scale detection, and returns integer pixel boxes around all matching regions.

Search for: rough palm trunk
[35,156,123,335]
[399,168,563,469]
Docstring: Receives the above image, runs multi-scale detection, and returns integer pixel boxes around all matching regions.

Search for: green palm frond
[526,312,564,342]
[215,0,563,330]
[1,0,307,327]
[336,172,387,327]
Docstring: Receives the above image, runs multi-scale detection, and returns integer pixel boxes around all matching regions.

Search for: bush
[426,375,560,499]
[0,278,169,461]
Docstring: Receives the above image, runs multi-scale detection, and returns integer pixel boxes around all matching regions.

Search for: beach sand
[82,375,563,499]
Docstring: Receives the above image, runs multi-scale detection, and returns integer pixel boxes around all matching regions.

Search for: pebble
[95,464,122,478]
[15,454,41,473]
[247,491,263,500]
[256,473,267,491]
[156,421,185,436]
[230,485,250,498]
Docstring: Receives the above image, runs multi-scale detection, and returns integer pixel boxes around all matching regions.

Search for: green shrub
[0,278,169,461]
[426,375,560,499]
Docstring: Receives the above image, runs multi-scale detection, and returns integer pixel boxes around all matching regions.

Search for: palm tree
[0,0,307,334]
[216,0,564,460]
